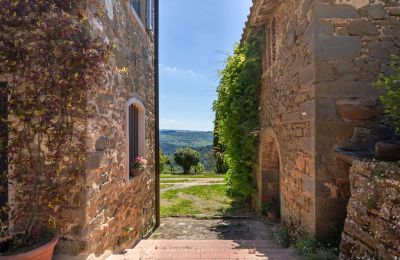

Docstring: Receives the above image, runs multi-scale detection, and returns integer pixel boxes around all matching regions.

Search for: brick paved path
[108,239,295,260]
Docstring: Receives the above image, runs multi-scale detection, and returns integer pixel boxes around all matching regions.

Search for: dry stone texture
[54,0,156,258]
[246,0,400,242]
[340,161,400,260]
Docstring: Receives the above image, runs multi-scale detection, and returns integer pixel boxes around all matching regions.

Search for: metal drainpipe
[154,0,160,229]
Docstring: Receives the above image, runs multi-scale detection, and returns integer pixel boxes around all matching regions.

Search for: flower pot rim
[0,236,58,258]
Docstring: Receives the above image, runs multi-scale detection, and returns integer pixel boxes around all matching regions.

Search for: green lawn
[160,179,190,184]
[160,184,247,217]
[160,173,225,179]
[160,184,173,189]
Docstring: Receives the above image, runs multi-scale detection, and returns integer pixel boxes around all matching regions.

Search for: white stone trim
[126,96,146,180]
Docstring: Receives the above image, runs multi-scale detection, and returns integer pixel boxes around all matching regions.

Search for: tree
[194,163,204,175]
[174,148,200,174]
[159,149,170,173]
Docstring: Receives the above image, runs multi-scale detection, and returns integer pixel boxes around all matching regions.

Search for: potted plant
[0,1,110,258]
[131,156,148,178]
[261,196,279,220]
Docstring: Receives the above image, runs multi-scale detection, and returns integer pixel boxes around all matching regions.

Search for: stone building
[0,0,158,259]
[244,0,400,242]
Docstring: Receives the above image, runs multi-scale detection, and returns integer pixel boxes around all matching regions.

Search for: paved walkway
[150,217,271,240]
[108,239,295,260]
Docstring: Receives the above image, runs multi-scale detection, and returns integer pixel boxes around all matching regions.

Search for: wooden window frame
[126,97,146,180]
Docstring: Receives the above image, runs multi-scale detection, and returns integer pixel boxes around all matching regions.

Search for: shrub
[174,148,200,174]
[375,55,400,134]
[295,234,317,257]
[213,31,263,199]
[272,225,291,248]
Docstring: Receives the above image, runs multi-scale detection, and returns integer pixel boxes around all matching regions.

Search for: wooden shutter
[0,82,7,220]
[129,105,139,177]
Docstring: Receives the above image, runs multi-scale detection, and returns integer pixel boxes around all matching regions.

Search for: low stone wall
[340,160,400,259]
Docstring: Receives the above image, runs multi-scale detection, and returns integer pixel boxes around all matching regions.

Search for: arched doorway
[258,132,281,220]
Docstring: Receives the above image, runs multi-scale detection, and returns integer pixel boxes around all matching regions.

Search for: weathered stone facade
[246,0,400,242]
[340,160,400,259]
[55,1,157,259]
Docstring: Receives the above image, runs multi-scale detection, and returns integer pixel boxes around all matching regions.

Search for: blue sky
[159,0,253,131]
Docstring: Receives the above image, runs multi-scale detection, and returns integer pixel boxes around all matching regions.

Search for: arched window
[126,97,145,179]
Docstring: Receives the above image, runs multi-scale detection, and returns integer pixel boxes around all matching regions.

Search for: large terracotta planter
[0,237,58,260]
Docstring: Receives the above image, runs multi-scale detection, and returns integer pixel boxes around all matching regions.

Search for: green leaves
[213,32,263,200]
[375,55,400,134]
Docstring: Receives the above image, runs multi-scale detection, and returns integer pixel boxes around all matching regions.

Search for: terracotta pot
[0,237,58,260]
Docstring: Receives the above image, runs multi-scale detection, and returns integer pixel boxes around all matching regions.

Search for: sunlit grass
[160,179,190,184]
[160,184,237,217]
[160,172,225,179]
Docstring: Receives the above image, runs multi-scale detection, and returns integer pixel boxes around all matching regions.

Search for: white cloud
[160,64,203,78]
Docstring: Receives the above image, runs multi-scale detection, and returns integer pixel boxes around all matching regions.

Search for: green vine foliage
[0,0,110,251]
[213,32,263,200]
[374,55,400,134]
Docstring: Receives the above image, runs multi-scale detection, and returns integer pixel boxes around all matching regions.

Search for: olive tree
[174,148,200,174]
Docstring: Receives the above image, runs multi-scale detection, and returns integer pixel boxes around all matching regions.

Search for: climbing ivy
[213,32,263,200]
[0,0,111,251]
[375,55,400,134]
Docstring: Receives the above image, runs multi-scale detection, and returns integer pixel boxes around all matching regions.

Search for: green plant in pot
[131,157,148,178]
[261,196,280,220]
[0,1,110,259]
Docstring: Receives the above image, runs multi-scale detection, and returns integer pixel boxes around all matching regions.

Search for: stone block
[95,136,108,151]
[316,81,379,98]
[316,98,337,120]
[348,20,379,35]
[86,151,104,170]
[315,35,361,61]
[313,20,334,35]
[365,4,389,20]
[299,62,334,88]
[336,98,377,121]
[388,7,400,16]
[374,142,400,161]
[313,4,358,19]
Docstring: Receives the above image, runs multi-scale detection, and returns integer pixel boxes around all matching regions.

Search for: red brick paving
[107,240,295,260]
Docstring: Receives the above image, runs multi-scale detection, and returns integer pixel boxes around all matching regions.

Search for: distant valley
[160,129,214,171]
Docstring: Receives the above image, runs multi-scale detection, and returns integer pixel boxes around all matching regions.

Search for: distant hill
[160,129,214,171]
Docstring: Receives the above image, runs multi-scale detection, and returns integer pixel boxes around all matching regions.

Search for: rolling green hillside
[160,129,214,171]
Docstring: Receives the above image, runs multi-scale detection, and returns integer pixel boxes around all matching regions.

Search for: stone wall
[250,0,400,242]
[55,0,156,258]
[340,160,400,259]
[256,0,317,236]
[312,0,400,241]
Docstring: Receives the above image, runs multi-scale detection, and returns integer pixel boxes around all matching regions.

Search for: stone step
[107,240,295,260]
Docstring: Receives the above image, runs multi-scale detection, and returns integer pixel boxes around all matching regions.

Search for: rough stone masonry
[244,0,400,244]
[54,0,157,259]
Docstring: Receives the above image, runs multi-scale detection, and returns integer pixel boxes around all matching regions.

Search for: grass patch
[160,179,190,184]
[160,184,173,189]
[161,184,238,217]
[160,199,201,216]
[160,173,225,179]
